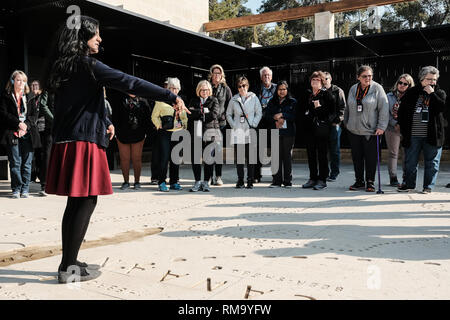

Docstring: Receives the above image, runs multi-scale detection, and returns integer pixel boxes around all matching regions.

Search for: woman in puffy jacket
[299,71,336,191]
[187,80,220,192]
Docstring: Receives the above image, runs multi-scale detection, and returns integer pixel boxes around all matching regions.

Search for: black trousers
[158,130,179,185]
[191,138,214,182]
[272,135,295,185]
[348,132,377,183]
[32,131,52,188]
[150,130,160,181]
[306,134,329,181]
[212,127,226,177]
[235,143,255,182]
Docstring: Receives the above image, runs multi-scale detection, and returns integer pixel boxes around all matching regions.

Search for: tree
[209,0,293,47]
[381,0,450,31]
[209,0,253,46]
[258,0,318,40]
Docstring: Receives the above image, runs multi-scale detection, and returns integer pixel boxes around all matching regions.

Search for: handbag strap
[237,99,252,128]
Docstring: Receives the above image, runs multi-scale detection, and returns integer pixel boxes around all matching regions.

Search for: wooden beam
[204,0,416,32]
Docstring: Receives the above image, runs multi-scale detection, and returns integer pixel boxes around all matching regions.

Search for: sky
[246,0,264,14]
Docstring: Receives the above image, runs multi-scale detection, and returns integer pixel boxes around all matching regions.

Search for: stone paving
[0,163,449,300]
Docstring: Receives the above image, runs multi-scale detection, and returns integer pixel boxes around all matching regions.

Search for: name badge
[357,105,363,112]
[305,110,309,115]
[240,116,245,123]
[203,107,209,114]
[416,107,422,113]
[421,109,429,123]
[175,120,182,129]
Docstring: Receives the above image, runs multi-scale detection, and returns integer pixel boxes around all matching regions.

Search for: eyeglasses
[397,81,409,86]
[360,74,373,78]
[238,85,247,89]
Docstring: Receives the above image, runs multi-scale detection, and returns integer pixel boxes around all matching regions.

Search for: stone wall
[98,0,208,33]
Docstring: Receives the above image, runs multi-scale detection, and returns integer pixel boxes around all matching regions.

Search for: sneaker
[235,179,245,189]
[11,191,20,199]
[58,267,101,284]
[134,182,142,190]
[422,188,432,194]
[158,182,169,192]
[302,179,317,189]
[389,176,399,187]
[170,183,183,190]
[20,192,29,198]
[397,183,415,192]
[246,181,254,189]
[349,181,365,191]
[283,182,292,188]
[366,181,375,192]
[39,190,48,197]
[326,176,337,182]
[313,180,327,190]
[269,183,281,188]
[120,182,130,190]
[190,181,202,192]
[202,181,211,192]
[215,177,223,186]
[150,179,158,185]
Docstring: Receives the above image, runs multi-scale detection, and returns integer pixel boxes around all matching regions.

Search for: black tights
[60,196,97,272]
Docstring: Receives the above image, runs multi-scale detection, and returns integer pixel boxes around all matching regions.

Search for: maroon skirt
[45,141,113,197]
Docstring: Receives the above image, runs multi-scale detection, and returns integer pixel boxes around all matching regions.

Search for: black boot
[390,176,399,187]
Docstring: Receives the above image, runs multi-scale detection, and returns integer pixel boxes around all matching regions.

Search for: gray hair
[259,66,272,77]
[357,65,373,77]
[418,66,439,82]
[167,77,181,90]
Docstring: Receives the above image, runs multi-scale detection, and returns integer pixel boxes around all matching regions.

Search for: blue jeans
[404,137,442,189]
[7,136,34,194]
[328,124,341,178]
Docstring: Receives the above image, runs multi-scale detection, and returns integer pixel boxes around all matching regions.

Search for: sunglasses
[238,84,247,89]
[360,74,373,78]
[397,81,409,86]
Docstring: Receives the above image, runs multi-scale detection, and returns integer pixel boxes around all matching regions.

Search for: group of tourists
[0,15,448,283]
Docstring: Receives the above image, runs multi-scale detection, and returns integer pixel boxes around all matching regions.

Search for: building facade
[99,0,209,33]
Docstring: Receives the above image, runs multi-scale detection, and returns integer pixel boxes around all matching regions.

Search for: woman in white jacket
[226,76,262,188]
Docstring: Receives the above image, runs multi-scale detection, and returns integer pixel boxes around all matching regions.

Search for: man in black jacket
[324,72,346,182]
[397,66,447,193]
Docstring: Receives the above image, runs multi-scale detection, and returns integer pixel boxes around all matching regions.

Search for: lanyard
[356,84,370,105]
[421,95,430,107]
[261,87,273,100]
[12,93,22,116]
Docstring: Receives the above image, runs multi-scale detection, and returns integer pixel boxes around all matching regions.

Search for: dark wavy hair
[271,80,291,104]
[49,16,99,89]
